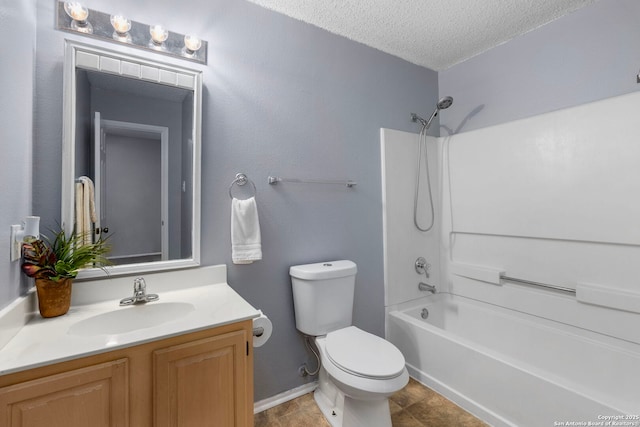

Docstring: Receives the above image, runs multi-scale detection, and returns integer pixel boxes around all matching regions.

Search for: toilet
[290,260,409,427]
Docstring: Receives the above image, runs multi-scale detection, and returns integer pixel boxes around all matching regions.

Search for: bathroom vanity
[0,266,259,427]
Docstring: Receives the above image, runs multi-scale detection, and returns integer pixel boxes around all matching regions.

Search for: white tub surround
[381,91,640,425]
[442,92,640,315]
[449,261,640,344]
[0,265,260,375]
[380,128,442,306]
[388,294,640,426]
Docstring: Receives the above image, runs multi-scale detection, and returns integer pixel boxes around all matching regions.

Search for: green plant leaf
[21,227,111,281]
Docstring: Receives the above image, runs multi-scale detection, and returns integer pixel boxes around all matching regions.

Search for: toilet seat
[315,332,409,402]
[325,326,405,380]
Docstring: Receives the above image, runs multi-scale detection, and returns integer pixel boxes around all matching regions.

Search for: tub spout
[418,282,436,294]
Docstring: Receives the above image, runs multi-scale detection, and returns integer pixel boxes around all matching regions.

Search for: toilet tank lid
[290,260,357,280]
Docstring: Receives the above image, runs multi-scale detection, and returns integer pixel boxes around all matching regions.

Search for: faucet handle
[415,257,430,277]
[134,277,146,292]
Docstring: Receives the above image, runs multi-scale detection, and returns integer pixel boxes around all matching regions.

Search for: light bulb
[64,2,92,33]
[184,34,202,54]
[150,24,168,45]
[64,2,88,22]
[110,15,131,35]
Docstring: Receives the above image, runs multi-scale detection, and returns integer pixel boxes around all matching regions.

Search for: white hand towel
[78,176,97,223]
[76,176,97,246]
[75,182,85,239]
[81,179,91,246]
[231,197,262,264]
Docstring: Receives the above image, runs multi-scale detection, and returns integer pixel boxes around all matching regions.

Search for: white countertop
[0,265,260,376]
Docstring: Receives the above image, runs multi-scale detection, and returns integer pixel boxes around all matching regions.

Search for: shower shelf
[267,176,357,187]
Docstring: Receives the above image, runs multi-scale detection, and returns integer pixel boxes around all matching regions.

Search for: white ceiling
[245,0,596,71]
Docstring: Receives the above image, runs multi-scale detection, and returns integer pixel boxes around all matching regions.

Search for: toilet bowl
[290,261,409,427]
[313,327,409,427]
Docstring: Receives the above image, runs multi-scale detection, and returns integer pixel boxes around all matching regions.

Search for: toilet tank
[290,260,357,336]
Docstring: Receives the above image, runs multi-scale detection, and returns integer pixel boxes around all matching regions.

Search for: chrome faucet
[418,282,436,294]
[415,257,436,293]
[415,257,430,278]
[119,277,159,306]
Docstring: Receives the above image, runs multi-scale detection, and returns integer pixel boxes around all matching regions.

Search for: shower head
[411,96,454,130]
[437,96,453,110]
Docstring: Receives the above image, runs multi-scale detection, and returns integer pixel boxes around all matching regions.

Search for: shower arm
[411,109,439,130]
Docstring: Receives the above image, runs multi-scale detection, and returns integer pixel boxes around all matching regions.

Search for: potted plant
[21,228,111,318]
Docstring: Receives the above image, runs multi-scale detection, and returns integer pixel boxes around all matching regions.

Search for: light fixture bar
[56,1,207,64]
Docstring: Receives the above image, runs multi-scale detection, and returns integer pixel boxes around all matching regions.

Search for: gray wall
[28,0,438,400]
[74,70,90,177]
[439,0,640,134]
[0,1,36,305]
[181,93,194,258]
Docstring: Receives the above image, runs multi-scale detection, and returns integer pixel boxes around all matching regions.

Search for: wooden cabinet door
[154,330,249,427]
[0,359,128,427]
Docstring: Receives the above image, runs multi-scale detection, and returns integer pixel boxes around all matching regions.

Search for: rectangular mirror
[62,40,202,278]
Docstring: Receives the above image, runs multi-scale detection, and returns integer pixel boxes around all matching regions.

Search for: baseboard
[254,381,318,414]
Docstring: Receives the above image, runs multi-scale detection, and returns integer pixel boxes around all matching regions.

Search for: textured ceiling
[245,0,596,71]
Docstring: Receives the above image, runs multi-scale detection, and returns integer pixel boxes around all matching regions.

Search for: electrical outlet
[9,225,21,262]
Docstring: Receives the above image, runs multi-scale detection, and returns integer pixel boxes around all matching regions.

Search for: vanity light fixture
[64,2,92,33]
[183,34,202,56]
[56,1,208,64]
[110,14,132,42]
[150,24,169,47]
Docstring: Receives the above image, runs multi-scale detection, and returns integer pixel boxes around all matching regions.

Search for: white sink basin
[68,302,195,336]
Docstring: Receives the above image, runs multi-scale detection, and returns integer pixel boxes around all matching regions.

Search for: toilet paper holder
[252,310,272,347]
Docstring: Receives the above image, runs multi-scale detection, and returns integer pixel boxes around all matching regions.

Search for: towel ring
[229,173,257,199]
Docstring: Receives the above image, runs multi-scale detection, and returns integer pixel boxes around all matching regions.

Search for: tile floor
[254,378,488,426]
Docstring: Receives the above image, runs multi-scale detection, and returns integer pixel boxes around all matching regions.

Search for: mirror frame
[62,40,202,279]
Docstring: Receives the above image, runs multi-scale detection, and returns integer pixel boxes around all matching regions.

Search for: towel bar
[267,176,356,187]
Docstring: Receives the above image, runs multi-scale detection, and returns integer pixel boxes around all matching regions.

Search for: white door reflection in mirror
[94,112,169,264]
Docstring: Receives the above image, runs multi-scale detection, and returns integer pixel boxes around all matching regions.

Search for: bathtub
[387,293,640,426]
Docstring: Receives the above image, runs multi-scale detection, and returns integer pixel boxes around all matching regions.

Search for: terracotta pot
[35,277,73,318]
